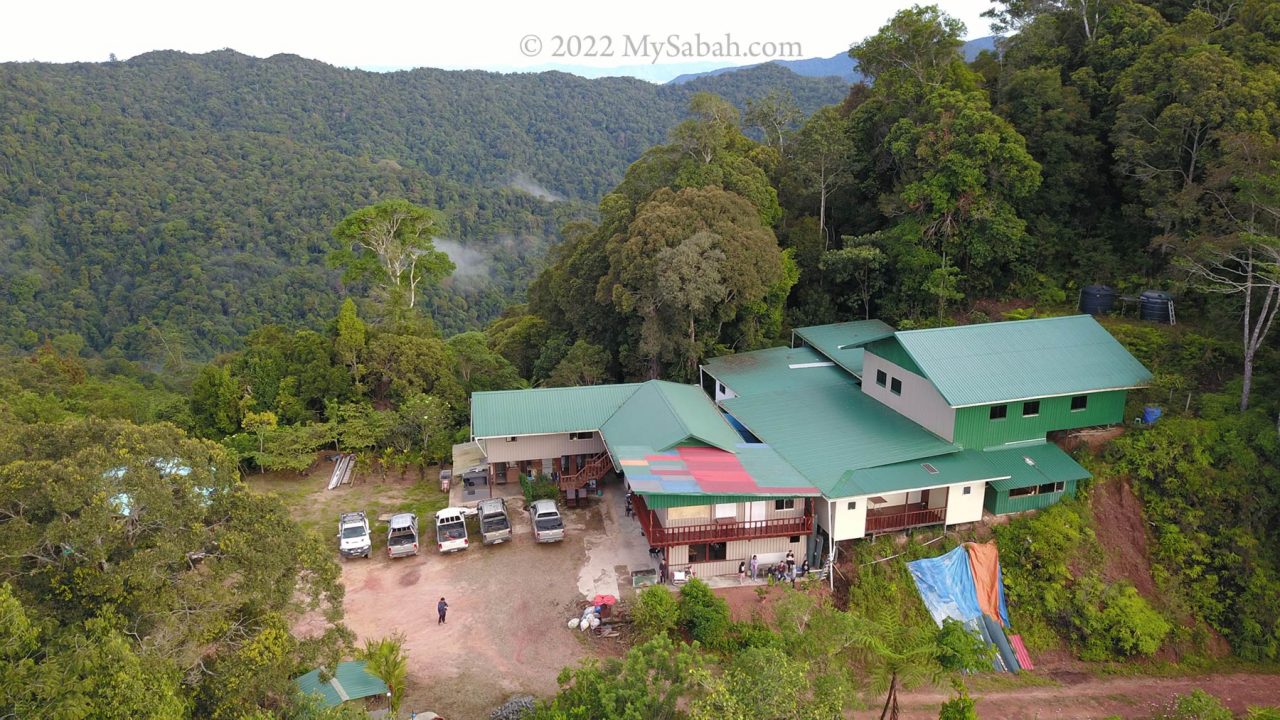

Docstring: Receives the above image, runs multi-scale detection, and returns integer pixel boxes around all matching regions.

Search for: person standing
[737,560,746,584]
[785,550,795,574]
[749,554,759,581]
[437,597,448,625]
[659,561,667,584]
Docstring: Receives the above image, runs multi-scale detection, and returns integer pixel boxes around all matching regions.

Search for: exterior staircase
[558,453,611,492]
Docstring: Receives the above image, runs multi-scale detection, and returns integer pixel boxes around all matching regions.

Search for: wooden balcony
[865,503,946,534]
[633,494,813,547]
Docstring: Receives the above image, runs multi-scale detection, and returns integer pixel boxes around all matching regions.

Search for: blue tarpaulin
[906,545,983,627]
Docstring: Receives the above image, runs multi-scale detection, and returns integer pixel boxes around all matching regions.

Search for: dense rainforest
[0,53,846,358]
[2,0,1280,716]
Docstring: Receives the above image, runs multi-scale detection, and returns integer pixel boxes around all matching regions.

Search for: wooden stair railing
[558,453,611,491]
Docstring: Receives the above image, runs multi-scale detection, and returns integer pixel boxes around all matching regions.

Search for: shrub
[678,578,732,649]
[520,473,559,504]
[935,618,994,672]
[631,585,679,638]
[938,680,978,720]
[1097,585,1170,657]
[1154,689,1232,720]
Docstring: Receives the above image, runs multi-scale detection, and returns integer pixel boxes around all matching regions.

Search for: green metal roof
[831,449,1009,498]
[793,319,896,377]
[294,660,388,708]
[891,315,1153,407]
[722,386,958,495]
[602,381,743,454]
[702,345,857,398]
[983,442,1092,491]
[471,384,641,438]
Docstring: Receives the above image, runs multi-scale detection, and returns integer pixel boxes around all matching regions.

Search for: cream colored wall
[827,480,989,539]
[821,496,867,541]
[862,354,955,441]
[672,535,808,577]
[944,481,986,525]
[655,498,807,527]
[477,432,605,464]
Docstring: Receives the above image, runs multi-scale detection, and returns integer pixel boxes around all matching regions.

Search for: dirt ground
[899,672,1280,719]
[271,464,654,719]
[1091,476,1158,600]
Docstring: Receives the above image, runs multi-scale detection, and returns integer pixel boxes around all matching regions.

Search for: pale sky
[6,0,995,81]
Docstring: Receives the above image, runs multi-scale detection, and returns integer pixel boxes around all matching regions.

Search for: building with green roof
[469,315,1149,576]
[294,660,388,709]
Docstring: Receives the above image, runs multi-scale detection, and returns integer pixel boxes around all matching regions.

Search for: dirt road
[897,672,1280,719]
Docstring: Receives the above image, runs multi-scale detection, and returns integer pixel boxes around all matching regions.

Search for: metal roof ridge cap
[894,314,1092,336]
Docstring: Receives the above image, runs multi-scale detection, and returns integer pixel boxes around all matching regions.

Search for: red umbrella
[592,594,618,606]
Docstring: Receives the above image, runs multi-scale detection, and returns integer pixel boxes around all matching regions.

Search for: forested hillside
[0,52,845,359]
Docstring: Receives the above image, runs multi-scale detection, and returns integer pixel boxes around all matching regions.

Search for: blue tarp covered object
[906,545,983,626]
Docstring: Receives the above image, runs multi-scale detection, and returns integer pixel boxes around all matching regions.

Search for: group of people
[738,551,809,587]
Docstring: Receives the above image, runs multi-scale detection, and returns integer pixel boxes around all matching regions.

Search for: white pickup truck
[386,512,419,558]
[477,498,512,545]
[337,511,371,559]
[435,507,471,553]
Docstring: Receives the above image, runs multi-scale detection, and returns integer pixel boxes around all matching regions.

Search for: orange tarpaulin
[965,541,1005,626]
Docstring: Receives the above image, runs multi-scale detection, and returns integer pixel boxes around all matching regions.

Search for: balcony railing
[633,494,812,547]
[865,504,946,534]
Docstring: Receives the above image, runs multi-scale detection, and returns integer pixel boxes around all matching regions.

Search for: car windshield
[535,515,563,531]
[341,526,366,539]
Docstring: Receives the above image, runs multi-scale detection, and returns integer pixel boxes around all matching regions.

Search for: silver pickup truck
[386,512,419,558]
[529,499,565,543]
[477,498,512,545]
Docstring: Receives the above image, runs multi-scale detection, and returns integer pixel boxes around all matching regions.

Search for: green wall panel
[866,339,923,376]
[984,479,1078,514]
[954,390,1128,448]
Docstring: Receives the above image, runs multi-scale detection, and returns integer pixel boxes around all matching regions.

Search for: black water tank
[1079,285,1117,315]
[1139,290,1174,323]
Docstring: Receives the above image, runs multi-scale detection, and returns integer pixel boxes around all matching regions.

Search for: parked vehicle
[476,498,512,545]
[337,511,371,559]
[386,512,419,558]
[435,507,470,553]
[529,499,565,543]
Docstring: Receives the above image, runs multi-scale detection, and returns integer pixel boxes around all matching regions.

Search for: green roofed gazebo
[294,660,388,709]
[981,442,1091,514]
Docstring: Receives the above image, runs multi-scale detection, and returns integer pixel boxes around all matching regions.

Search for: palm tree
[361,634,408,715]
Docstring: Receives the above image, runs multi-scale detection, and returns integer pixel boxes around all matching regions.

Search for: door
[745,501,766,522]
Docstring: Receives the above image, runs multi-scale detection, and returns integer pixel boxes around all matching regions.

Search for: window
[505,436,517,442]
[890,377,902,395]
[1071,395,1088,411]
[847,501,857,510]
[963,486,972,495]
[1008,481,1065,498]
[774,499,795,511]
[1022,400,1040,417]
[569,431,595,440]
[687,542,727,563]
[789,536,801,544]
[875,369,887,387]
[718,383,726,394]
[989,405,1007,420]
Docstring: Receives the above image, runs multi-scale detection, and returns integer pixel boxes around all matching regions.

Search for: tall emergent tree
[330,200,455,312]
[1179,130,1280,411]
